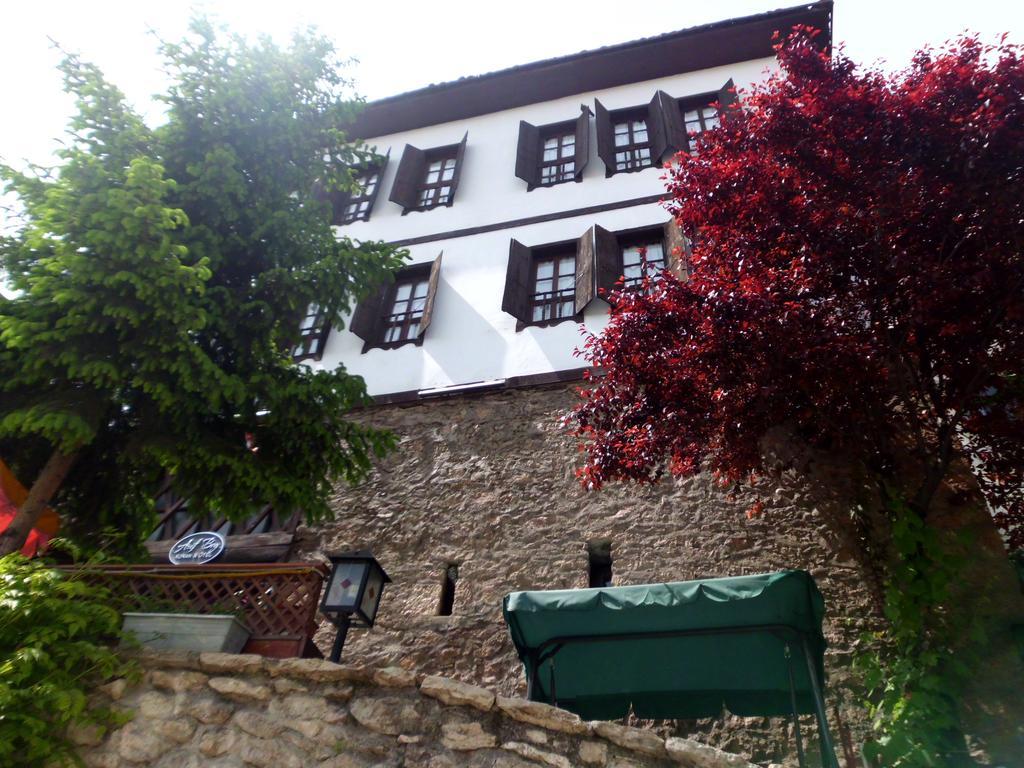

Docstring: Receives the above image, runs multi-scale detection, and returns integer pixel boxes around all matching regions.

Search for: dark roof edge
[350,2,833,140]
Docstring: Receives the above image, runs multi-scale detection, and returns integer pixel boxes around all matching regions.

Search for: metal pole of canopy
[801,636,839,768]
[785,645,807,768]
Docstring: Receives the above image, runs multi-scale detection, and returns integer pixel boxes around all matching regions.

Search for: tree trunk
[0,448,77,557]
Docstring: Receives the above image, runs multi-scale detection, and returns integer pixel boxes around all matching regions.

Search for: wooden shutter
[329,188,350,226]
[717,79,743,123]
[656,91,687,160]
[515,121,541,189]
[646,92,668,167]
[594,99,616,177]
[446,131,469,206]
[388,144,426,213]
[573,105,592,181]
[418,252,443,337]
[574,227,595,314]
[664,218,690,279]
[594,224,621,297]
[502,239,534,324]
[349,282,390,343]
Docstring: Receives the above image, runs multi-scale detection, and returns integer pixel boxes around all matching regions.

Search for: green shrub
[0,554,135,767]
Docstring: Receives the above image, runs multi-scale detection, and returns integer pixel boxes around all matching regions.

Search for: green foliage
[0,19,407,555]
[0,554,135,768]
[857,500,984,767]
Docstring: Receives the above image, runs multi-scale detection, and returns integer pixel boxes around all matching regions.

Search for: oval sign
[168,531,226,565]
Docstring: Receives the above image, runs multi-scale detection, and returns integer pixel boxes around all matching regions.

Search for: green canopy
[502,570,827,722]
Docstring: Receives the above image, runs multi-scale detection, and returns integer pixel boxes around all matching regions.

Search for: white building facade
[304,5,831,399]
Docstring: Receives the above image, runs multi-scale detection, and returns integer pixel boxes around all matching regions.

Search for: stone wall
[76,651,765,768]
[296,383,884,764]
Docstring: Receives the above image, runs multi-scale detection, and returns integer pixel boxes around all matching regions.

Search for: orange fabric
[0,458,59,554]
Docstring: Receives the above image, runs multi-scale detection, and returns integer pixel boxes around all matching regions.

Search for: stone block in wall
[664,736,759,767]
[495,695,587,734]
[592,722,667,759]
[208,676,271,703]
[199,652,265,675]
[151,668,209,693]
[441,721,499,750]
[503,741,572,768]
[421,674,495,711]
[349,695,423,736]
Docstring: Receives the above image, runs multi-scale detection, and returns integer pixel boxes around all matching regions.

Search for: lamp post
[320,551,391,663]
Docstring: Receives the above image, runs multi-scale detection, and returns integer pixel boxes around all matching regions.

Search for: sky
[0,0,1021,238]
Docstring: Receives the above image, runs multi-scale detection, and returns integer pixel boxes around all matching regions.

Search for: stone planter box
[121,613,250,653]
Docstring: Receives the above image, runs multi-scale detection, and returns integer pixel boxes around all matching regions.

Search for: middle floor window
[531,247,578,322]
[348,253,444,351]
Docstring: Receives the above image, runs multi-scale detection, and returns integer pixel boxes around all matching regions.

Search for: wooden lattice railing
[62,562,329,658]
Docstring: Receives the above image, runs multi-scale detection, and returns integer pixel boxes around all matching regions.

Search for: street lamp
[320,551,391,663]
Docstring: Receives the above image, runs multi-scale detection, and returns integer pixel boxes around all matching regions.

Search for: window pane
[441,167,455,182]
[615,131,628,147]
[543,147,558,161]
[558,256,575,274]
[535,278,553,294]
[558,274,574,290]
[559,301,574,317]
[537,261,554,279]
[413,280,429,298]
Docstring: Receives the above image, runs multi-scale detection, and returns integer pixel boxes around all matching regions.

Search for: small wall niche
[587,540,613,588]
[438,562,459,616]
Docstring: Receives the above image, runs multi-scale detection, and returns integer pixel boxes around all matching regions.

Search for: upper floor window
[611,111,653,172]
[515,106,591,191]
[418,151,458,209]
[389,134,468,214]
[349,253,443,351]
[679,97,721,155]
[331,153,388,226]
[292,303,330,361]
[595,81,741,175]
[502,232,594,328]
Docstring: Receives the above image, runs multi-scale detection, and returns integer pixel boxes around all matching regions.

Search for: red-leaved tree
[571,29,1024,764]
[574,28,1024,546]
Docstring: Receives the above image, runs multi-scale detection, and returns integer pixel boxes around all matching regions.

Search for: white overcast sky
[1,0,1021,183]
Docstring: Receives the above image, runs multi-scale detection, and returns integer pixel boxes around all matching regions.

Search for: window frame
[415,148,460,211]
[331,152,388,226]
[677,91,721,155]
[349,253,444,353]
[378,269,433,349]
[502,233,593,330]
[292,303,331,362]
[528,243,580,327]
[610,108,655,174]
[537,122,579,188]
[617,229,668,290]
[389,134,468,215]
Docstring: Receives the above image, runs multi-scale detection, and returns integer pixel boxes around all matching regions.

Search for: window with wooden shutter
[596,98,660,176]
[517,109,589,191]
[389,135,467,214]
[292,303,331,361]
[717,78,742,123]
[504,233,595,328]
[595,225,669,297]
[332,151,389,225]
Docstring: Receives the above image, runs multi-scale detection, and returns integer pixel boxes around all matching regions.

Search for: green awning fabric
[502,570,827,721]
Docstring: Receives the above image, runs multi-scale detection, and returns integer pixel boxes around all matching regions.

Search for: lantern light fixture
[320,550,391,663]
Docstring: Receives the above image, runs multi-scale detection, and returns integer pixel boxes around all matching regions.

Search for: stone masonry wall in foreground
[75,651,766,768]
[297,384,881,762]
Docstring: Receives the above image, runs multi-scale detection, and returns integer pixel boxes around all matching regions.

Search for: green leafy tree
[0,21,405,556]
